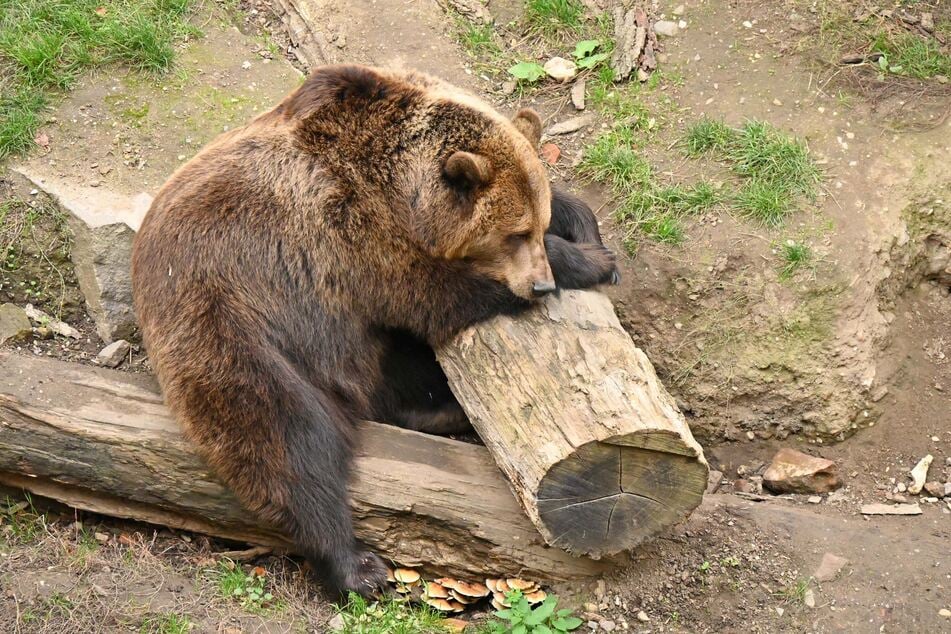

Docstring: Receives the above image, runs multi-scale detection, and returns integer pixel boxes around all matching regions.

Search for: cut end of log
[536,439,708,556]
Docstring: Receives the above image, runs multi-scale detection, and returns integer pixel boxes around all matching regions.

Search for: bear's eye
[508,231,532,244]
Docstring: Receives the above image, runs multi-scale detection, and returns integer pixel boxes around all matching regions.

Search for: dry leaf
[251,566,267,577]
[95,7,107,16]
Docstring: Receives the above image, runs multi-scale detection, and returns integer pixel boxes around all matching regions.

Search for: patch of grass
[871,31,951,80]
[139,613,193,634]
[1,496,46,544]
[588,66,656,130]
[683,118,736,157]
[70,529,101,568]
[783,578,811,603]
[525,0,585,37]
[215,561,283,615]
[335,592,449,634]
[0,0,199,160]
[616,182,719,247]
[778,239,812,279]
[458,20,498,56]
[579,125,652,192]
[681,119,821,227]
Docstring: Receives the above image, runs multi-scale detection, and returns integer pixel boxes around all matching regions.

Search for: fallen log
[437,290,709,558]
[0,352,610,580]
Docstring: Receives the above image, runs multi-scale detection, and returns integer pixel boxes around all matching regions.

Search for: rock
[636,611,649,622]
[543,56,577,82]
[94,532,110,543]
[813,553,848,583]
[570,80,586,110]
[807,495,822,504]
[763,448,841,494]
[545,114,597,136]
[35,326,53,340]
[803,588,816,608]
[0,304,32,344]
[860,503,922,516]
[600,621,616,632]
[940,608,951,619]
[328,613,345,631]
[501,80,517,95]
[908,454,933,495]
[776,607,784,616]
[653,21,679,37]
[945,482,951,498]
[706,469,723,493]
[896,482,907,493]
[24,304,80,339]
[13,168,152,343]
[540,143,561,165]
[921,12,934,32]
[733,478,754,493]
[923,481,944,498]
[672,5,685,16]
[440,618,468,633]
[97,340,131,368]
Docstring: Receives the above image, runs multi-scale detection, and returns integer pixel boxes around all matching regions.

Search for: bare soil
[1,1,949,632]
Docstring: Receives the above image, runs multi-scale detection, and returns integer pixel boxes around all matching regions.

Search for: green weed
[588,66,656,129]
[734,179,791,227]
[139,613,193,634]
[1,496,46,544]
[525,0,585,37]
[215,562,283,614]
[871,31,951,79]
[0,0,199,160]
[778,239,812,279]
[483,589,583,634]
[683,118,736,157]
[334,592,449,634]
[579,126,652,192]
[458,20,499,56]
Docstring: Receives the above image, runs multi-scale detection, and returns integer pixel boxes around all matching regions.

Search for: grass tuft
[0,0,199,160]
[525,0,585,37]
[871,31,951,80]
[139,612,193,634]
[779,239,812,279]
[579,126,653,192]
[683,118,736,157]
[335,592,449,634]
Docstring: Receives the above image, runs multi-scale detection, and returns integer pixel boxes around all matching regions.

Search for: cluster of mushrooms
[387,568,547,613]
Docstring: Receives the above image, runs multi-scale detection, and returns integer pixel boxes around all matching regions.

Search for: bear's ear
[512,108,542,149]
[284,65,389,119]
[443,151,494,189]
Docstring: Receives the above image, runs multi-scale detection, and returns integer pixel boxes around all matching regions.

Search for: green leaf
[556,609,573,617]
[577,52,608,69]
[494,609,513,620]
[535,625,554,634]
[573,39,601,59]
[889,64,902,73]
[512,624,527,634]
[562,616,583,630]
[508,62,546,82]
[878,56,888,70]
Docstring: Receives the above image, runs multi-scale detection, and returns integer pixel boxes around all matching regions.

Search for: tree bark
[0,353,610,580]
[437,290,709,558]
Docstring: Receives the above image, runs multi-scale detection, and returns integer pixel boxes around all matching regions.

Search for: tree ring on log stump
[536,439,708,557]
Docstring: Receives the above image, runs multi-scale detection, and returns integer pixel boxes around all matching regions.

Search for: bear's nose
[532,280,557,297]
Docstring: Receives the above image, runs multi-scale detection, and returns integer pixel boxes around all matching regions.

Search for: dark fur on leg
[545,234,618,289]
[549,188,604,245]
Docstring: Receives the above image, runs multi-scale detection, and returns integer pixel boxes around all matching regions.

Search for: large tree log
[0,353,610,580]
[437,290,709,557]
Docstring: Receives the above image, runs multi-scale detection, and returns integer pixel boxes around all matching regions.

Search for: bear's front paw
[578,243,618,285]
[334,549,390,598]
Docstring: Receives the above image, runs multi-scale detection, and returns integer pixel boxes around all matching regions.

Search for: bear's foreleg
[549,188,604,245]
[545,234,620,289]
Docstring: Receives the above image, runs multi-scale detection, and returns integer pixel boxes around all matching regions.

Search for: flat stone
[0,304,32,344]
[14,168,151,343]
[813,552,848,583]
[706,469,723,493]
[763,448,841,494]
[545,113,597,136]
[860,503,922,516]
[654,20,679,37]
[923,481,944,498]
[328,613,345,631]
[24,304,80,339]
[543,56,577,81]
[97,339,131,368]
[570,80,586,110]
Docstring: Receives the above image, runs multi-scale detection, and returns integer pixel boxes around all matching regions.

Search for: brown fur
[131,65,615,595]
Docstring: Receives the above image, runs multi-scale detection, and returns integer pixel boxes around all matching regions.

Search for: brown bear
[131,64,617,596]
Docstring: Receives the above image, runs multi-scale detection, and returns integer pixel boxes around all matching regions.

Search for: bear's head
[284,65,556,300]
[426,106,554,300]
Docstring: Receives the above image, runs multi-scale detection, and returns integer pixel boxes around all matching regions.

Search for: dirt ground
[1,1,950,632]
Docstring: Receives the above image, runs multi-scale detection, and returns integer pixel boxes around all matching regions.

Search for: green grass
[588,66,656,130]
[458,20,498,56]
[215,562,283,615]
[681,119,821,227]
[334,593,449,634]
[139,613,193,634]
[1,496,46,545]
[579,125,653,192]
[871,31,951,79]
[0,0,199,160]
[778,239,812,279]
[683,118,735,157]
[525,0,585,37]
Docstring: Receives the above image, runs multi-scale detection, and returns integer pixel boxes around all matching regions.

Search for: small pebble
[636,611,649,622]
[807,496,822,504]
